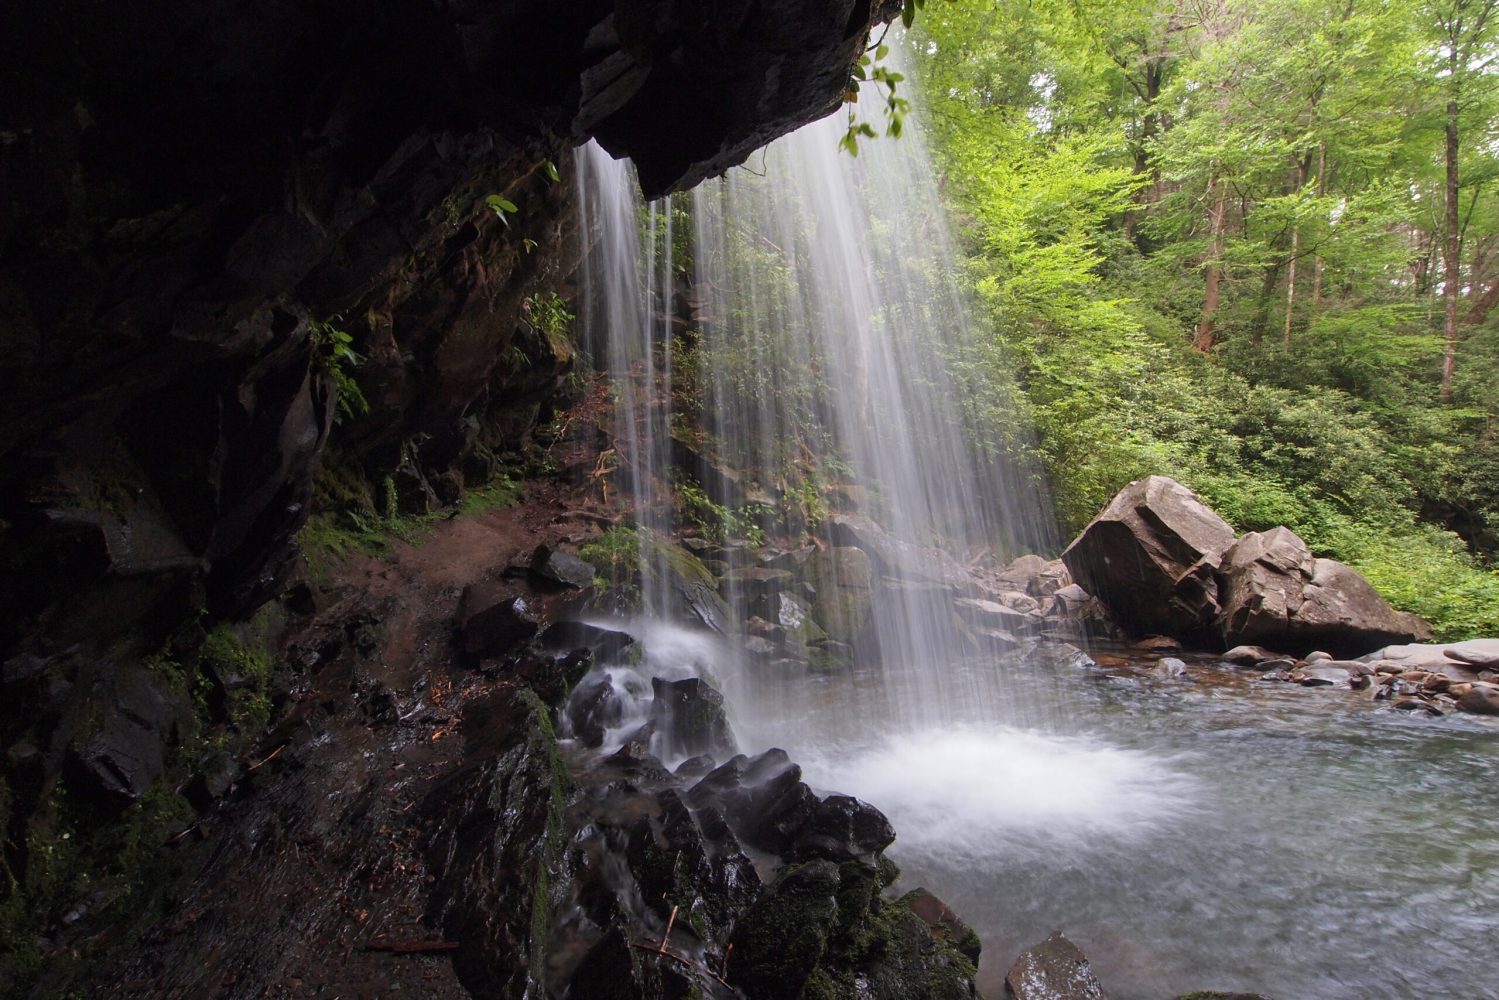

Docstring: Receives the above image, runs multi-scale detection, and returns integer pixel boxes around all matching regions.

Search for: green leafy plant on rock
[310,318,369,424]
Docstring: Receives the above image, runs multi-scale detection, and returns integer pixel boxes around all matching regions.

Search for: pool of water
[725,648,1499,999]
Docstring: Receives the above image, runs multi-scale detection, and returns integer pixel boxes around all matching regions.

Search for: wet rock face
[0,0,889,662]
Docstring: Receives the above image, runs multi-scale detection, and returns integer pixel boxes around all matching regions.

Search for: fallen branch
[628,943,735,991]
[246,743,287,772]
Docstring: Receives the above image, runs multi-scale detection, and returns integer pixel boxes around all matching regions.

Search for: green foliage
[579,525,647,593]
[915,1,1499,637]
[523,290,575,361]
[676,480,770,548]
[310,319,369,423]
[201,623,275,733]
[484,194,519,224]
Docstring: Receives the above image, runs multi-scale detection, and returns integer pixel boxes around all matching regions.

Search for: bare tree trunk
[1312,142,1327,311]
[1442,97,1461,402]
[1284,154,1311,345]
[1196,172,1229,352]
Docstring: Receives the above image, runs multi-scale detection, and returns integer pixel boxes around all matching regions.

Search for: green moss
[201,622,276,733]
[518,686,575,984]
[1,770,201,995]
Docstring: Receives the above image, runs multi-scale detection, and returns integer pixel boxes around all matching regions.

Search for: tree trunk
[1442,97,1461,402]
[1311,142,1327,311]
[1284,153,1312,345]
[1196,173,1229,352]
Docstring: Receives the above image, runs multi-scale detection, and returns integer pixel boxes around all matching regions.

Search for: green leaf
[901,3,915,28]
[876,43,889,60]
[543,160,560,183]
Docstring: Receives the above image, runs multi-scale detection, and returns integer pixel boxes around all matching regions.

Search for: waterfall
[573,52,1059,747]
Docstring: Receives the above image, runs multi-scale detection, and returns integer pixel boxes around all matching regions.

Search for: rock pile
[1062,476,1433,657]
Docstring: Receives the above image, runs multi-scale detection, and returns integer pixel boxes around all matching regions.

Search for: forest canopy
[908,0,1499,638]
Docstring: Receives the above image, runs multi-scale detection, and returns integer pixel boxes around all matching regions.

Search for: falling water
[576,69,1059,737]
[568,52,1499,1000]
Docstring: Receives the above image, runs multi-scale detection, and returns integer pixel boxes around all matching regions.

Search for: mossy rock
[805,547,876,647]
[728,860,842,999]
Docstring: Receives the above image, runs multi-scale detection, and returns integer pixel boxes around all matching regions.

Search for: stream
[740,646,1499,999]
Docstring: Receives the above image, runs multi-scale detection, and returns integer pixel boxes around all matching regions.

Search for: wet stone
[529,544,597,590]
[1154,657,1188,678]
[1005,931,1108,1000]
[539,621,637,662]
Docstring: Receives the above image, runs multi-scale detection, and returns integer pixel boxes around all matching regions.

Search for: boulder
[1060,476,1237,641]
[687,749,893,863]
[901,888,983,966]
[1218,528,1430,657]
[1456,686,1499,716]
[529,545,596,590]
[1005,931,1108,1000]
[566,676,628,748]
[955,598,1046,636]
[457,588,539,660]
[538,621,637,662]
[1442,639,1499,668]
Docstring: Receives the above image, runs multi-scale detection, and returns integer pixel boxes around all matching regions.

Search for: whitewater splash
[799,727,1202,867]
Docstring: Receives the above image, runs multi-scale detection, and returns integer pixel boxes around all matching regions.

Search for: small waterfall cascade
[573,51,1060,752]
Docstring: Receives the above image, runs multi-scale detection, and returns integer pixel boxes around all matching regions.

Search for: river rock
[1456,686,1499,716]
[1155,657,1188,678]
[1005,931,1108,1000]
[1297,663,1351,687]
[1218,527,1429,657]
[649,676,735,761]
[1222,645,1287,666]
[1442,639,1499,668]
[1060,476,1237,642]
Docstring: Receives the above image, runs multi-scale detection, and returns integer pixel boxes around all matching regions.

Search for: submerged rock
[1005,931,1108,1000]
[1221,644,1288,667]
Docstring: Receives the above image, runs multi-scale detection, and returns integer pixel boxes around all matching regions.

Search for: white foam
[801,726,1201,868]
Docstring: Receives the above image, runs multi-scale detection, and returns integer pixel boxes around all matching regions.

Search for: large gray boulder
[1060,477,1237,641]
[1219,527,1430,657]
